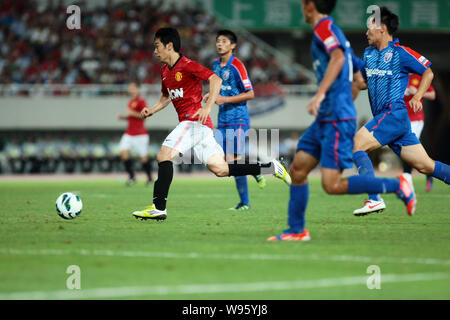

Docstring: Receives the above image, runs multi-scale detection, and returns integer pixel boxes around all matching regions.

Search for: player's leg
[215,126,250,210]
[401,120,424,193]
[353,125,386,215]
[268,121,323,241]
[206,153,290,184]
[137,134,152,185]
[229,126,251,210]
[400,143,450,185]
[203,128,291,184]
[140,155,152,185]
[304,120,416,215]
[132,145,179,220]
[119,134,135,185]
[408,120,434,191]
[226,154,250,210]
[351,107,412,214]
[267,152,317,241]
[132,122,194,220]
[352,125,386,215]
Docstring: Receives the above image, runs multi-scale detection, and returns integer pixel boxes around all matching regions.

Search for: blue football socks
[433,161,450,184]
[234,176,249,205]
[353,151,380,201]
[347,175,400,194]
[287,184,309,234]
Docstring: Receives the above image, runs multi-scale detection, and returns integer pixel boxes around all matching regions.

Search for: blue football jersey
[212,55,252,126]
[361,38,432,116]
[311,17,356,121]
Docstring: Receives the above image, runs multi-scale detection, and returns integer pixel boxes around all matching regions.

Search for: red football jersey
[404,74,435,122]
[160,55,215,129]
[125,96,148,135]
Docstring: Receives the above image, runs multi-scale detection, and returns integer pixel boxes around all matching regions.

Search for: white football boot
[353,198,386,216]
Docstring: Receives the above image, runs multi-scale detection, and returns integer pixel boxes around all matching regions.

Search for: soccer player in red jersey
[131,28,291,221]
[403,73,436,192]
[118,81,153,186]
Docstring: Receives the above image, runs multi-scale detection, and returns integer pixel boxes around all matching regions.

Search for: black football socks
[153,161,173,211]
[228,161,272,177]
[142,159,152,181]
[123,159,135,180]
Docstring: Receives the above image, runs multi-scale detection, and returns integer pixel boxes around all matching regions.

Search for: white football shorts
[119,133,149,157]
[410,120,424,139]
[162,121,224,164]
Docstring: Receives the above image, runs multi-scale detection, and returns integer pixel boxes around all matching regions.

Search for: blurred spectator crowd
[0,0,311,94]
[0,135,159,174]
[0,133,303,174]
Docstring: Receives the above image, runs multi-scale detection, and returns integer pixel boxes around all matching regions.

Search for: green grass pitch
[0,175,449,299]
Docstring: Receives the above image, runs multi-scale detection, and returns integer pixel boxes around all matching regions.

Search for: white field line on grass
[0,272,448,299]
[1,248,450,266]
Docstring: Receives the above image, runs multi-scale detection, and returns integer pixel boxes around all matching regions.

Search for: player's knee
[157,151,170,163]
[215,170,228,177]
[322,180,343,195]
[120,151,129,160]
[210,164,228,177]
[290,165,307,184]
[415,162,434,175]
[353,135,364,152]
[322,183,337,194]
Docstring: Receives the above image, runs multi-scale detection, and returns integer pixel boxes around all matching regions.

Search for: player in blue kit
[351,6,450,216]
[268,0,427,242]
[205,30,268,211]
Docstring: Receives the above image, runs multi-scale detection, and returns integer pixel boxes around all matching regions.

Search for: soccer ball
[56,192,82,219]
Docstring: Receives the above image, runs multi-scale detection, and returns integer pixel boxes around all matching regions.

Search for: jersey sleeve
[186,60,214,81]
[314,20,343,54]
[360,49,368,80]
[398,45,432,75]
[231,59,253,91]
[351,49,364,74]
[161,81,168,96]
[160,68,169,96]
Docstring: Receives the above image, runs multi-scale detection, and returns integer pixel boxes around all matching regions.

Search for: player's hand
[405,86,417,96]
[118,114,127,120]
[409,96,423,113]
[140,107,154,119]
[214,95,226,105]
[307,93,325,116]
[192,107,211,124]
[202,93,209,103]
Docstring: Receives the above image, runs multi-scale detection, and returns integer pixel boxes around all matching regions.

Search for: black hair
[216,29,237,44]
[379,6,399,35]
[154,27,181,52]
[305,0,336,15]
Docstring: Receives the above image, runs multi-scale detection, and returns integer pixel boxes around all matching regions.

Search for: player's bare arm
[203,90,255,105]
[307,48,346,116]
[193,74,222,124]
[352,71,367,100]
[409,68,434,113]
[141,94,171,118]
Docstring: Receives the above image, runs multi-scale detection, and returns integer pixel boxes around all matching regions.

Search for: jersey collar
[168,54,183,71]
[219,54,234,68]
[388,38,400,47]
